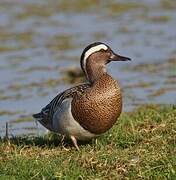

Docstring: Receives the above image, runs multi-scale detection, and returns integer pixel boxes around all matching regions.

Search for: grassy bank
[0,105,175,179]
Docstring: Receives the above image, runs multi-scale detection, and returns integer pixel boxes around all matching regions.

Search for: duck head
[80,42,131,83]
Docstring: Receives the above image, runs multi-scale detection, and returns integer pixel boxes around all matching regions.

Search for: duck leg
[70,135,80,151]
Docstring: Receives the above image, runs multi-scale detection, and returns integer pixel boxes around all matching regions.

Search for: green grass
[0,105,175,179]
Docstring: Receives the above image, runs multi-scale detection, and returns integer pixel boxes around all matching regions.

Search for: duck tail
[32,112,43,121]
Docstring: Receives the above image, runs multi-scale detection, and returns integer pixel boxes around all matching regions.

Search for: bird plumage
[33,83,91,131]
[33,42,131,150]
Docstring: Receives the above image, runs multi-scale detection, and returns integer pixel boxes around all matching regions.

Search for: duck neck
[86,61,107,84]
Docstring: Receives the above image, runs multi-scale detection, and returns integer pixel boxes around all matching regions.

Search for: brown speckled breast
[71,74,122,134]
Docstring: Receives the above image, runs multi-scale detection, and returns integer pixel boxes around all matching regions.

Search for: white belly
[52,98,97,140]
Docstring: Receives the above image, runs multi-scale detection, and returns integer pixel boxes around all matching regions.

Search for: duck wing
[33,83,90,131]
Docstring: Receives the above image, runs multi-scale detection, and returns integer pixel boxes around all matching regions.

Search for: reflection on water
[0,0,176,136]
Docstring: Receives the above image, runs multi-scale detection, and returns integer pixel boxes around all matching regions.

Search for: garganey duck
[33,42,131,150]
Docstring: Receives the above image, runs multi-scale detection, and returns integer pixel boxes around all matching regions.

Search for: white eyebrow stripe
[83,44,108,72]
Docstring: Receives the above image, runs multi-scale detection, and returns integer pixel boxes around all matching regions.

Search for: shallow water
[0,0,176,136]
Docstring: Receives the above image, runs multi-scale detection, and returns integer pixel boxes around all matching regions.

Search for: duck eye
[100,49,106,52]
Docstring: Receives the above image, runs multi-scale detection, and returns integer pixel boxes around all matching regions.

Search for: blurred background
[0,0,175,136]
